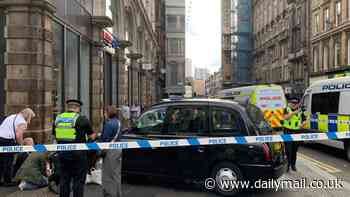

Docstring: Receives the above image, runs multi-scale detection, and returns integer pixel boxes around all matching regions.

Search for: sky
[186,0,221,74]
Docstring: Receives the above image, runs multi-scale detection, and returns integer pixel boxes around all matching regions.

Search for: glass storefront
[0,10,5,117]
[53,0,93,39]
[65,30,79,100]
[80,39,91,118]
[53,16,92,118]
[104,53,113,106]
[53,22,64,114]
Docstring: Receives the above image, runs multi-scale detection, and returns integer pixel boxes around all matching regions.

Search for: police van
[218,85,287,128]
[302,77,350,160]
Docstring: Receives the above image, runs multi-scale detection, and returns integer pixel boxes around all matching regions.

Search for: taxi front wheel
[210,162,243,196]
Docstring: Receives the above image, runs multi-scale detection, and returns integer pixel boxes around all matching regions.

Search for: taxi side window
[210,107,245,135]
[164,106,209,135]
[136,108,167,133]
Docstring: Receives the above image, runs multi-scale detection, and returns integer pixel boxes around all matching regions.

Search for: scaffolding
[223,0,253,87]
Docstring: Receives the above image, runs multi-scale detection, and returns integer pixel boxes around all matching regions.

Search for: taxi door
[173,105,211,179]
[122,107,178,177]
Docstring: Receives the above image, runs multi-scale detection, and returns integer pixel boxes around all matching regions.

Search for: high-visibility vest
[55,112,79,142]
[283,107,302,130]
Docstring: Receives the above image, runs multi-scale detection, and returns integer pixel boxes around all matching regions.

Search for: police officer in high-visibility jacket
[53,99,95,197]
[283,98,305,172]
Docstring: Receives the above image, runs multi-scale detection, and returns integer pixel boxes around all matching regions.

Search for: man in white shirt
[0,108,35,186]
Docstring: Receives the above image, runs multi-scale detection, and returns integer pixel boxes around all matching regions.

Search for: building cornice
[92,16,113,28]
[311,20,350,44]
[0,0,56,13]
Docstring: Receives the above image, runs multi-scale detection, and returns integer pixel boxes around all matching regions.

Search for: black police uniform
[54,111,93,197]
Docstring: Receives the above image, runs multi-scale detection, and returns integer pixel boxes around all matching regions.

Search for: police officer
[283,98,304,172]
[54,99,95,197]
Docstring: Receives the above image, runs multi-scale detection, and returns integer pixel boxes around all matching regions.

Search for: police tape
[1,132,350,153]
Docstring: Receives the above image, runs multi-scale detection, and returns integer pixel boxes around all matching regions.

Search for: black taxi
[122,99,287,196]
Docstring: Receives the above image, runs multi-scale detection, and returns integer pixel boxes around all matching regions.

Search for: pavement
[1,143,350,197]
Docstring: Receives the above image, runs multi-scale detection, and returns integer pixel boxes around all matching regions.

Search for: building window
[334,35,341,67]
[104,53,112,106]
[166,15,185,33]
[167,38,184,56]
[315,13,320,34]
[296,7,302,25]
[80,39,91,118]
[0,10,5,117]
[312,92,340,114]
[53,22,64,114]
[336,1,342,26]
[65,30,79,100]
[324,8,330,31]
[323,44,329,71]
[313,47,319,73]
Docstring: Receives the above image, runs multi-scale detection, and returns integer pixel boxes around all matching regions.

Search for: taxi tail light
[262,143,272,161]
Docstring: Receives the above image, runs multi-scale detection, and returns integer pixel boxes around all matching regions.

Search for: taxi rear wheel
[210,162,243,196]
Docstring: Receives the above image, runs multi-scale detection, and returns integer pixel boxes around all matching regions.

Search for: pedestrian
[12,138,35,178]
[0,108,36,186]
[53,99,96,197]
[283,98,305,172]
[100,106,122,197]
[15,152,51,191]
[121,101,130,130]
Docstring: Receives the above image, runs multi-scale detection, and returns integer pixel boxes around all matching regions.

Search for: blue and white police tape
[1,132,350,153]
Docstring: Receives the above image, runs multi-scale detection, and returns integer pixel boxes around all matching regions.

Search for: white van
[218,85,287,128]
[302,77,350,160]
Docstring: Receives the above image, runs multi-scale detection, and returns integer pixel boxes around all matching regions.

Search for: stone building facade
[311,0,350,84]
[253,0,311,97]
[205,70,223,97]
[0,0,162,143]
[165,0,186,96]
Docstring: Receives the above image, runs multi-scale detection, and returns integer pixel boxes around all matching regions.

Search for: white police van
[302,77,350,160]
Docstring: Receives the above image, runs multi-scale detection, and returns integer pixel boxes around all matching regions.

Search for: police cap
[66,99,83,106]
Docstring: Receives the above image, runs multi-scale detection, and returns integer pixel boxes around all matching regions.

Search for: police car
[302,77,350,160]
[122,99,287,196]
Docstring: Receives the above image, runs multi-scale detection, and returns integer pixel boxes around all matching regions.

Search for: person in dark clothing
[100,106,122,197]
[53,99,96,197]
[48,152,61,194]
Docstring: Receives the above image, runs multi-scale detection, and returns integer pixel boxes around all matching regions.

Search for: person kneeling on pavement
[15,152,51,191]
